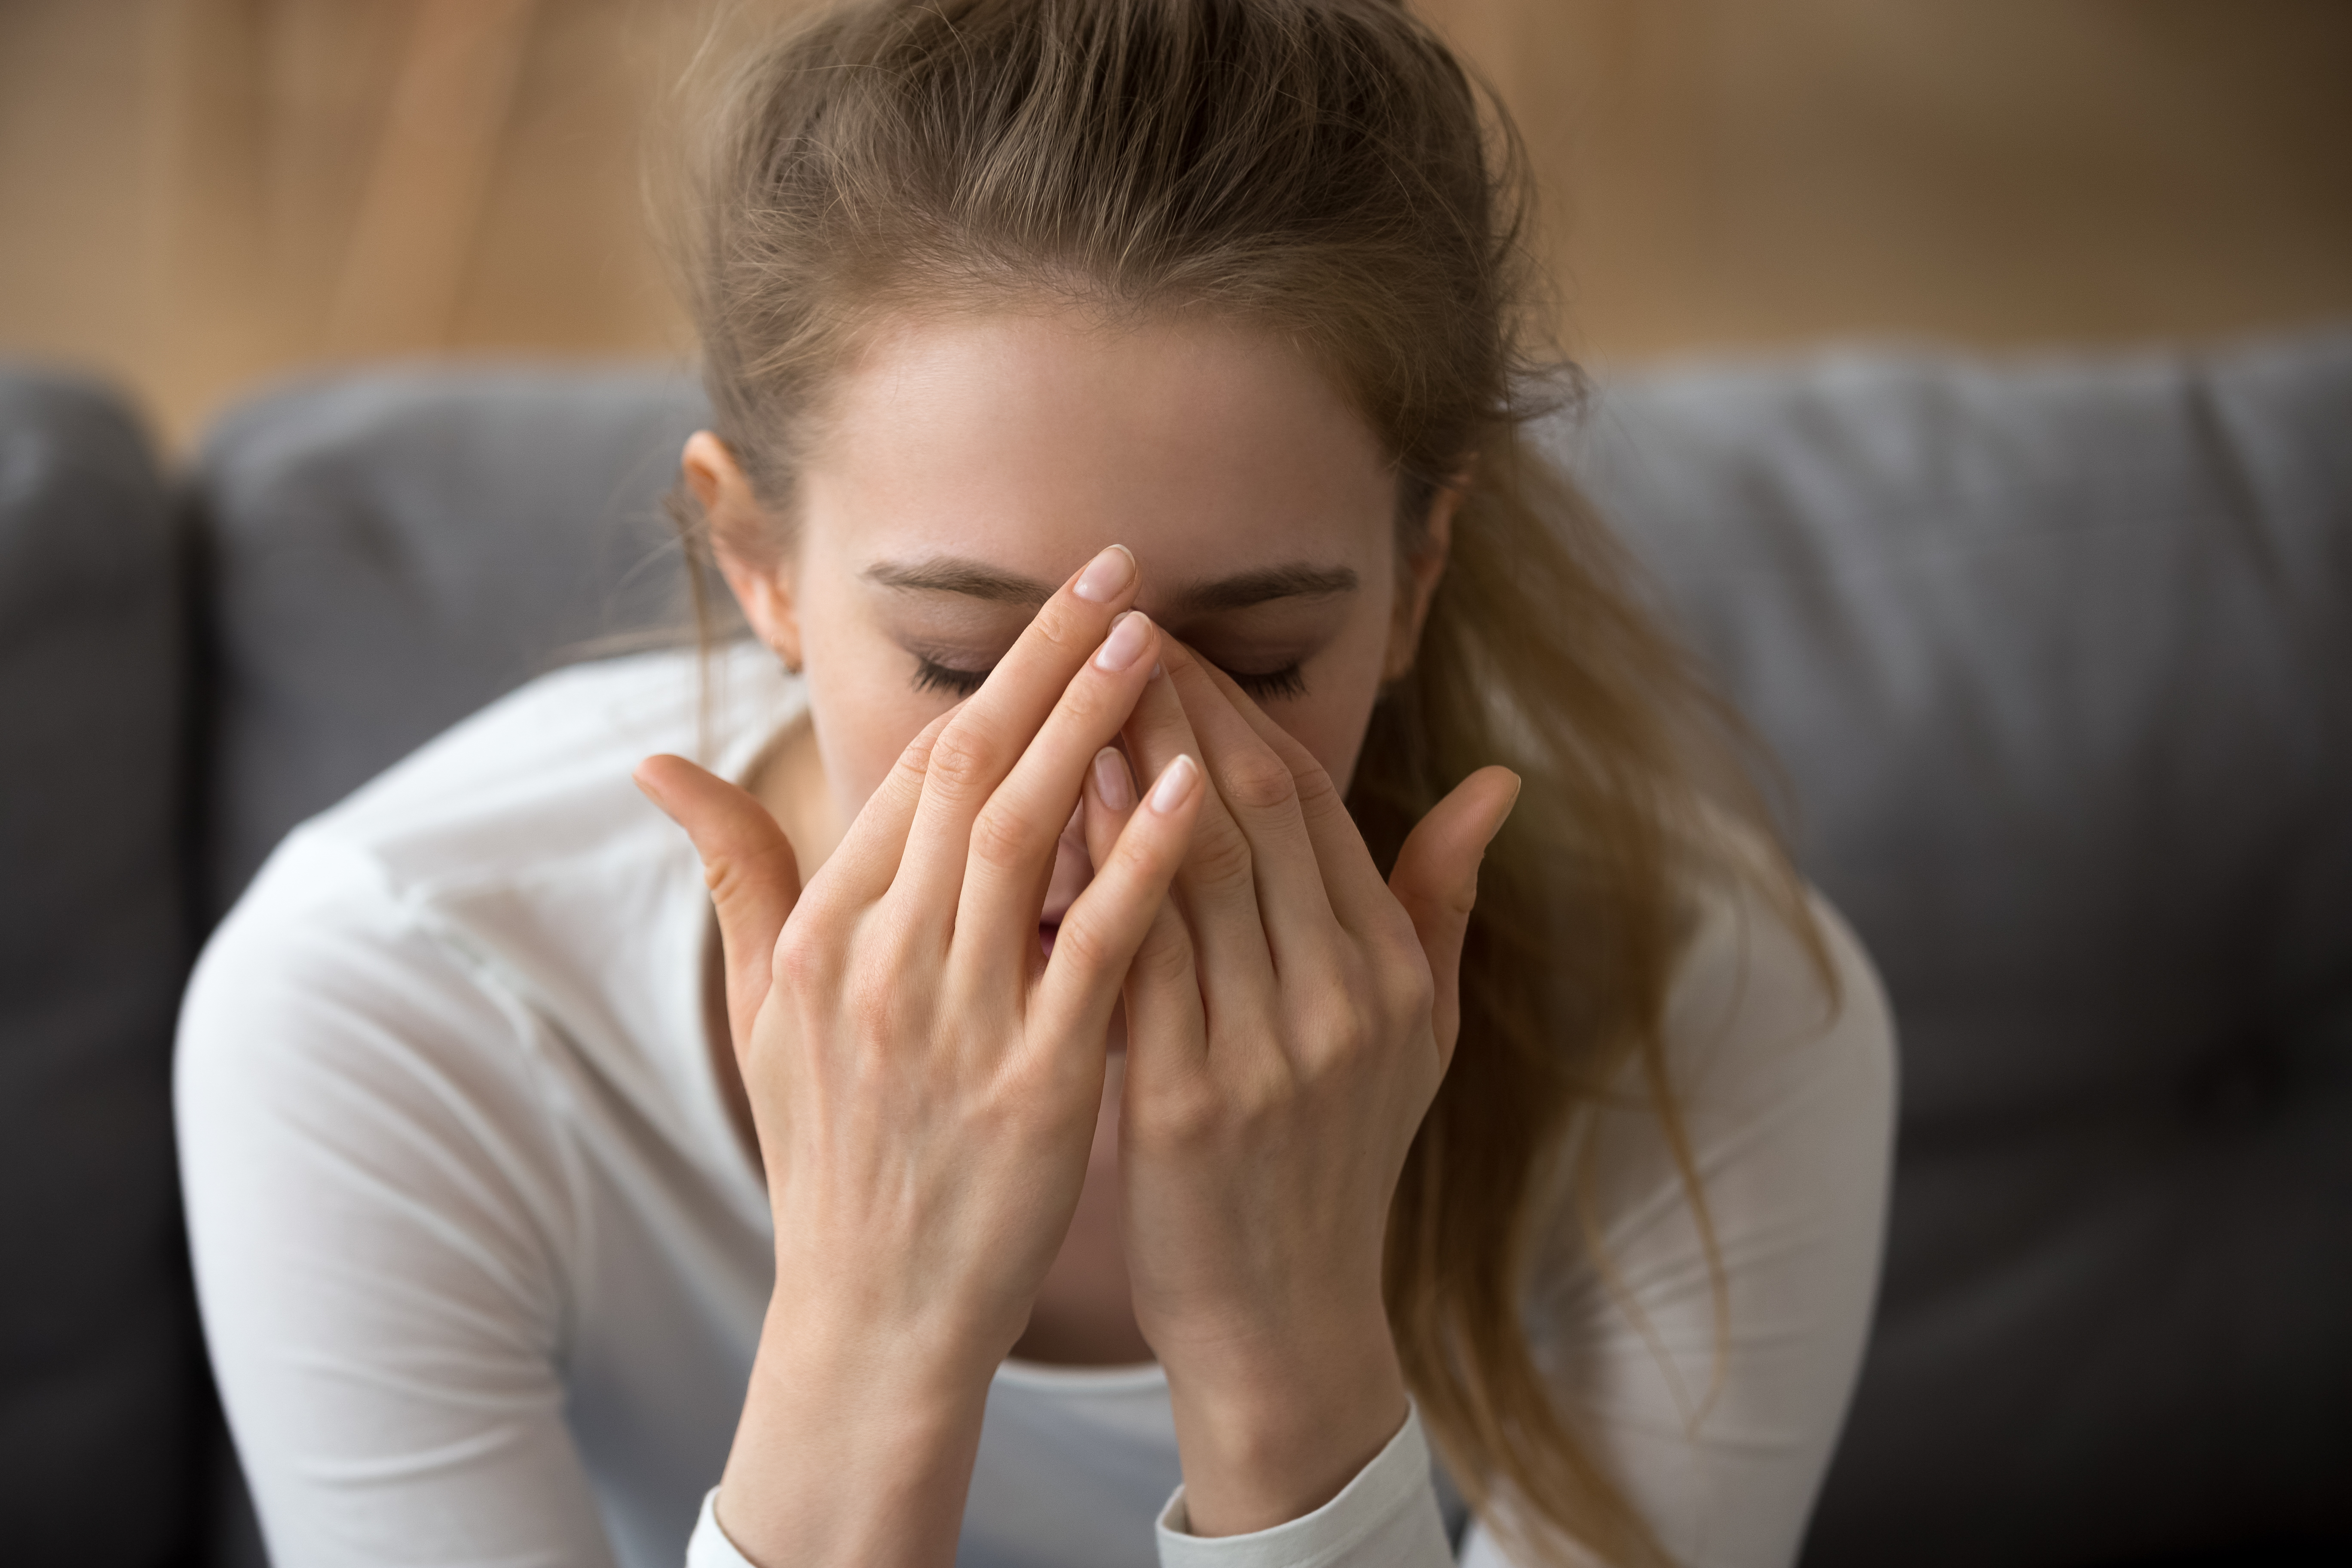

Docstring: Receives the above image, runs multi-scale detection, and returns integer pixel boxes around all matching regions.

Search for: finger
[1036,751,1207,1054]
[1182,654,1393,932]
[635,754,803,1052]
[1080,744,1139,870]
[894,543,1140,919]
[1083,746,1212,1083]
[951,610,1164,987]
[1157,643,1340,968]
[814,709,957,907]
[1387,766,1521,1063]
[1117,646,1276,1003]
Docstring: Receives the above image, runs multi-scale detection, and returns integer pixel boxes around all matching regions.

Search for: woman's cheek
[1282,676,1383,796]
[807,650,962,818]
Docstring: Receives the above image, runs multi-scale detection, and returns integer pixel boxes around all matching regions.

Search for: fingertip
[633,755,685,817]
[1091,746,1136,813]
[1147,753,1200,816]
[1073,542,1138,604]
[1485,766,1524,834]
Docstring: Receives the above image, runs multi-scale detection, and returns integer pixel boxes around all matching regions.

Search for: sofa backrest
[188,363,715,920]
[0,368,202,1566]
[1557,330,2352,1565]
[184,331,2352,1565]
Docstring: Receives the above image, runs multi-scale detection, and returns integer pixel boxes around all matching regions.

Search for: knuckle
[1392,965,1436,1023]
[1134,928,1197,990]
[1186,820,1256,891]
[1222,751,1298,815]
[1110,828,1178,889]
[701,853,747,902]
[967,802,1046,871]
[1291,761,1346,818]
[1133,1073,1220,1148]
[1308,999,1375,1064]
[1049,913,1115,974]
[772,921,828,991]
[923,723,998,799]
[1029,597,1094,655]
[706,840,789,903]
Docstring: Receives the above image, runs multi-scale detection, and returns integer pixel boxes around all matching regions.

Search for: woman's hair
[668,2,1821,1560]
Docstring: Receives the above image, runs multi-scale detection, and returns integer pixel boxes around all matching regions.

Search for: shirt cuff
[686,1486,758,1568]
[1154,1403,1455,1568]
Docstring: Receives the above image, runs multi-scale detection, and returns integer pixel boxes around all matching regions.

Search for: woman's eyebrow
[862,557,1358,612]
[864,559,1050,606]
[1168,564,1358,614]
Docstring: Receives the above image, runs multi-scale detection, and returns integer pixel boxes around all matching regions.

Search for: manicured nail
[1093,610,1153,672]
[1073,543,1136,603]
[1092,747,1135,812]
[1148,753,1199,815]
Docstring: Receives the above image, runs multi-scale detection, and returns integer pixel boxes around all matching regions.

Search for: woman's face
[692,306,1449,920]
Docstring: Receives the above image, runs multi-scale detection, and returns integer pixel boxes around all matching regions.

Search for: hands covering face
[640,542,1518,1538]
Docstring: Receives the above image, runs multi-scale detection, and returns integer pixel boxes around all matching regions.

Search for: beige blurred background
[3,0,2348,450]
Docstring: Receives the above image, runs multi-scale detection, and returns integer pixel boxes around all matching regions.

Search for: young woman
[178,3,1895,1566]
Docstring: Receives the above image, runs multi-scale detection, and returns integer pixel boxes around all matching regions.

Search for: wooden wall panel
[2,0,2347,446]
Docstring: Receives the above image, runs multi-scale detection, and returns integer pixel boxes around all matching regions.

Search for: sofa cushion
[189,364,712,919]
[0,368,197,1565]
[1557,326,2352,1565]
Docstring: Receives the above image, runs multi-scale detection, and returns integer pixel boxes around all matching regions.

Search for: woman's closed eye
[909,652,1307,702]
[912,654,992,699]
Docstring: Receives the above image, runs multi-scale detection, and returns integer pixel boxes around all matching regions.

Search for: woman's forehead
[796,306,1398,579]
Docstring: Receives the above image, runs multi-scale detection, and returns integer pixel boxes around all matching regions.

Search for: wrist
[714,1298,1001,1567]
[1160,1309,1409,1537]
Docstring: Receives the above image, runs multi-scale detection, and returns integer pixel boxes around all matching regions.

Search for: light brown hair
[668,2,1820,1560]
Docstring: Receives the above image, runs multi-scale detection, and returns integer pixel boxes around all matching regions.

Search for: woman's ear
[1381,476,1462,683]
[684,431,803,672]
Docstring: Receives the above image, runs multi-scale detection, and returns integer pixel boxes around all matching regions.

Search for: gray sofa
[1,330,2345,1566]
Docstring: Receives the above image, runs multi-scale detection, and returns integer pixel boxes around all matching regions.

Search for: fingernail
[1148,753,1199,815]
[1073,543,1136,603]
[1093,610,1153,672]
[1092,747,1135,812]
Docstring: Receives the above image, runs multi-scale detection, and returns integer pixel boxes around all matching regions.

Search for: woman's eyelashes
[1226,662,1308,701]
[911,655,991,698]
[906,651,1308,701]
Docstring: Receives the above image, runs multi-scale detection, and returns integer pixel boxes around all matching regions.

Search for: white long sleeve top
[177,642,1896,1568]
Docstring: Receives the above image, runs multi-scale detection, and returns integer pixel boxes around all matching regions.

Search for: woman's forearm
[714,1302,997,1568]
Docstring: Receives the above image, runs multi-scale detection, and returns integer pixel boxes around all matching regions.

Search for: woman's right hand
[634,544,1203,1568]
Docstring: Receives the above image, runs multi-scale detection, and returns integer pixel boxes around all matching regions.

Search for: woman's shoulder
[1510,833,1897,1564]
[288,641,792,906]
[1526,813,1900,1321]
[1658,830,1898,1125]
[181,641,795,1127]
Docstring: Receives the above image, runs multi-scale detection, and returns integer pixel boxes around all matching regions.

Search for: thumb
[635,753,802,1054]
[1388,766,1520,1065]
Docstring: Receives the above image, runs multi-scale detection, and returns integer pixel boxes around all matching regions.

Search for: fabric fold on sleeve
[1155,1403,1455,1568]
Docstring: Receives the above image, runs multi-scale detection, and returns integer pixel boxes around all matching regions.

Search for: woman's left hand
[1080,641,1520,1537]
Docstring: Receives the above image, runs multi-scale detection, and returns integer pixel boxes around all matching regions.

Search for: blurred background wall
[2,0,2348,450]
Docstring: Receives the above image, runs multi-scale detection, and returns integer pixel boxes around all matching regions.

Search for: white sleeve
[686,1488,755,1568]
[178,837,619,1568]
[1461,885,1897,1568]
[1152,1404,1453,1568]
